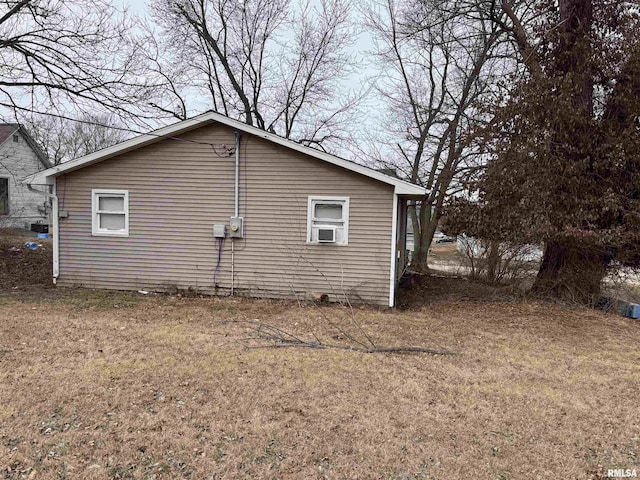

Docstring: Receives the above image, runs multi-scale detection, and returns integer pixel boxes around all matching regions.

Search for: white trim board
[91,189,129,237]
[306,195,350,245]
[389,193,399,307]
[24,111,426,196]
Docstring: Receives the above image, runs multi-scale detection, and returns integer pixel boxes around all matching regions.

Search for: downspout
[27,183,59,283]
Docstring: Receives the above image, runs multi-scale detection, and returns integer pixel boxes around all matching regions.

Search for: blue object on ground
[626,303,640,319]
[597,297,640,320]
[24,242,39,250]
[37,233,50,239]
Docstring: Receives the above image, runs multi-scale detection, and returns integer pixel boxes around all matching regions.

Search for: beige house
[0,124,51,229]
[26,112,425,306]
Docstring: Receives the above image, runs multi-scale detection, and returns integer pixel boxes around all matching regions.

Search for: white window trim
[91,189,129,237]
[307,196,349,246]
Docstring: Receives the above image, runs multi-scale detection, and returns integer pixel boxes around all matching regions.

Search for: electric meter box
[213,224,227,238]
[229,217,244,238]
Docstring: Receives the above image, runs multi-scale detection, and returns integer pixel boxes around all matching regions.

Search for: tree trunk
[533,0,600,304]
[558,0,593,112]
[410,202,432,272]
[486,240,500,283]
[531,241,607,305]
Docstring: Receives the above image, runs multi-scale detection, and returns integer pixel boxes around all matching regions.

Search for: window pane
[0,178,7,215]
[99,196,124,212]
[314,203,342,220]
[100,213,125,230]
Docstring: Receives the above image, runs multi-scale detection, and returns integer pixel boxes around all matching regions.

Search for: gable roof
[24,111,426,196]
[0,123,52,169]
[0,124,17,144]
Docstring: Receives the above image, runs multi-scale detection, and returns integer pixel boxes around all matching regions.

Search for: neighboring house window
[92,189,129,236]
[0,178,8,215]
[12,134,19,143]
[307,196,349,245]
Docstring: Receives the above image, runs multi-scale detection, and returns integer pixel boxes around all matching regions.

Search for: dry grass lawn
[0,287,639,479]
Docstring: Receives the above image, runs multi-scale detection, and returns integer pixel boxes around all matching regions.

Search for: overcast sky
[113,0,384,130]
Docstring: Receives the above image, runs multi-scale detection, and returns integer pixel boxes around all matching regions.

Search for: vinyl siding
[56,122,394,305]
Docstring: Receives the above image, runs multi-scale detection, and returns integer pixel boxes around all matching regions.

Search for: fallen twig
[227,320,458,356]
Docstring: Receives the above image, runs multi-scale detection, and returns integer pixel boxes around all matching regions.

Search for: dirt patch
[0,291,639,479]
[0,228,512,309]
[397,270,521,309]
[0,229,53,291]
[428,241,460,258]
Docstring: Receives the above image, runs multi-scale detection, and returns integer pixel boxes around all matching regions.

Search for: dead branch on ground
[227,319,458,356]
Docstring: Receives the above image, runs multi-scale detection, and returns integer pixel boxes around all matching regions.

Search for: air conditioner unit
[317,226,336,243]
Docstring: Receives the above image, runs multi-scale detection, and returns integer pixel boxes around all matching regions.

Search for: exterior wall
[56,122,394,305]
[0,131,49,229]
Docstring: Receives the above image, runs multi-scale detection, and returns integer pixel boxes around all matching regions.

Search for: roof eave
[27,115,217,184]
[394,185,427,196]
[17,126,52,169]
[24,111,428,195]
[23,171,54,185]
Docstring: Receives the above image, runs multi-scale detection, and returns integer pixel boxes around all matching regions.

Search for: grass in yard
[0,289,639,479]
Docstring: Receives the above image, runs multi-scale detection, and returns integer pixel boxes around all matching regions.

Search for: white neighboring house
[0,124,52,229]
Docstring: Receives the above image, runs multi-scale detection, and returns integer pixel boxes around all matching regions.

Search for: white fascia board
[25,111,428,196]
[393,183,428,195]
[389,193,399,307]
[230,118,426,194]
[26,114,215,184]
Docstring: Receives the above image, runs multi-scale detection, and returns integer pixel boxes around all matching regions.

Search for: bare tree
[146,0,359,149]
[364,0,518,271]
[25,114,129,165]
[0,0,159,125]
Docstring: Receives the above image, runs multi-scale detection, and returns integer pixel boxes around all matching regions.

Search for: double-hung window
[92,189,129,237]
[307,196,349,245]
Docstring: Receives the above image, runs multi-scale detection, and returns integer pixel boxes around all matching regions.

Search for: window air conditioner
[317,226,336,243]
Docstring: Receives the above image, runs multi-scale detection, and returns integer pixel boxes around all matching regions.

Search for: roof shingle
[0,123,19,144]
